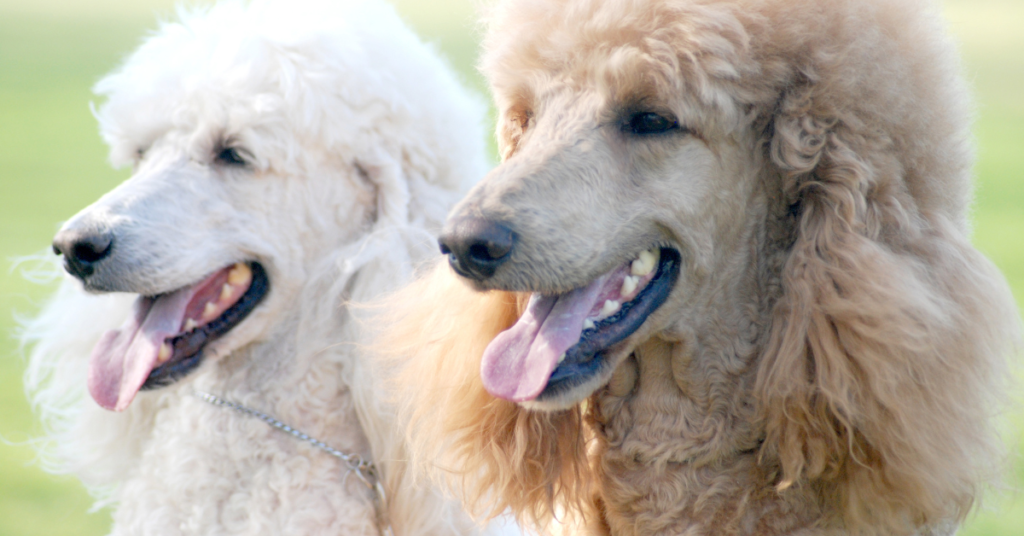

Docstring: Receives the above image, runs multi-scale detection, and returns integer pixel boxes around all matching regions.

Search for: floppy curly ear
[374,262,593,528]
[755,89,1018,533]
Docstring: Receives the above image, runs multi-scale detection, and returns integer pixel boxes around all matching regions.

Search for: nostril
[72,237,112,263]
[73,236,112,262]
[468,241,511,263]
[468,244,491,262]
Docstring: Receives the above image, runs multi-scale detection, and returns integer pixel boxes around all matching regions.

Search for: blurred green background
[0,0,1020,534]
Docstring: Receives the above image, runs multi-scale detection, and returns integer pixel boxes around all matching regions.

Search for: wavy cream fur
[382,0,1021,535]
[20,1,514,534]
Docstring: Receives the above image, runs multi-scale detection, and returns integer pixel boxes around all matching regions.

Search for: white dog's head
[52,0,486,412]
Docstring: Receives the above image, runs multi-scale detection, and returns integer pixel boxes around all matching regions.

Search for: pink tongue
[87,288,193,411]
[480,273,612,402]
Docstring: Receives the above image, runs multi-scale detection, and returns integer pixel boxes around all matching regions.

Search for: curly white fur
[20,1,514,534]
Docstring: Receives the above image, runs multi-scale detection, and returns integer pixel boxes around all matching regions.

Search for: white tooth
[227,263,252,286]
[184,318,199,332]
[220,283,233,302]
[157,342,172,363]
[557,353,566,364]
[620,275,638,296]
[583,318,596,330]
[600,300,620,318]
[641,249,658,271]
[202,301,218,320]
[630,258,650,276]
[631,249,658,276]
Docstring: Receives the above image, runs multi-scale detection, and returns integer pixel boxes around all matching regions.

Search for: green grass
[0,1,1020,534]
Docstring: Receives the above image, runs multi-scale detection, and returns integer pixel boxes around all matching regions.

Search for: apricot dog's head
[396,0,1019,532]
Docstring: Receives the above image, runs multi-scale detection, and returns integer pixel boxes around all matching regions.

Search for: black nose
[438,217,514,281]
[52,228,114,280]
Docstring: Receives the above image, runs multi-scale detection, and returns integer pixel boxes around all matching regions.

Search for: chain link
[194,390,393,536]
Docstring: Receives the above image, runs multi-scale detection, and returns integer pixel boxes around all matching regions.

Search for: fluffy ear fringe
[370,261,593,530]
[757,113,1021,534]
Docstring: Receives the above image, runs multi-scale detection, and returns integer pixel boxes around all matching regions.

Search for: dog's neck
[588,341,825,535]
[195,300,366,454]
[586,211,829,535]
[109,285,380,534]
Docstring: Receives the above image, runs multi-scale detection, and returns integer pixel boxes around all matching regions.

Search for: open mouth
[480,248,680,402]
[87,262,269,411]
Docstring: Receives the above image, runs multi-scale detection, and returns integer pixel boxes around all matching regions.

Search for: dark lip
[535,248,681,401]
[141,262,270,390]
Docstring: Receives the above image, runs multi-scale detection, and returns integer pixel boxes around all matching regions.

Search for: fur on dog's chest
[109,388,380,535]
[590,340,821,535]
[592,339,760,464]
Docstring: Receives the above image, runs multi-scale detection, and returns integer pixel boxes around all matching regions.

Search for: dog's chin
[520,361,617,411]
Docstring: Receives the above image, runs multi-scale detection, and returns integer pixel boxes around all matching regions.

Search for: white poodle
[21,1,508,534]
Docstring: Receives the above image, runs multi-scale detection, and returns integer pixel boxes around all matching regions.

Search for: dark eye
[625,112,678,135]
[215,146,248,166]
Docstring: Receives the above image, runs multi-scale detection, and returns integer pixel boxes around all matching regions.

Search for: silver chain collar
[194,390,394,536]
